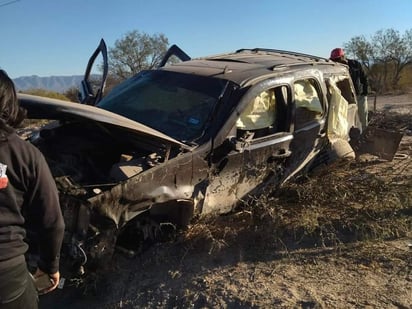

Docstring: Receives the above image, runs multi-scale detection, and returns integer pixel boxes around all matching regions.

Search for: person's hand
[34,268,60,295]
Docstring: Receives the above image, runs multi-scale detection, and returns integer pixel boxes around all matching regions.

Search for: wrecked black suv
[18,41,363,273]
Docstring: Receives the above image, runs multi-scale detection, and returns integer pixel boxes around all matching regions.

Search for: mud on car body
[18,41,362,274]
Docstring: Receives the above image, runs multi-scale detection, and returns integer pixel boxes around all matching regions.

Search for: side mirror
[211,137,238,164]
[226,136,238,151]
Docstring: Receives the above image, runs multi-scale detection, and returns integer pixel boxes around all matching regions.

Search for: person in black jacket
[330,48,369,130]
[0,69,65,308]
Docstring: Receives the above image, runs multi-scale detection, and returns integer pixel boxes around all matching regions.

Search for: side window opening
[335,78,356,104]
[293,79,323,130]
[235,86,289,140]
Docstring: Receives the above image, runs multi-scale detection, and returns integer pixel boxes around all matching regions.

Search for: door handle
[318,129,326,138]
[268,149,292,161]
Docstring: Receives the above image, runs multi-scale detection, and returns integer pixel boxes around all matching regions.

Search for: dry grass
[182,110,412,254]
[263,160,411,243]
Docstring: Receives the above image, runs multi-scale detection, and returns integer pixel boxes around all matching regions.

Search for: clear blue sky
[1,0,411,78]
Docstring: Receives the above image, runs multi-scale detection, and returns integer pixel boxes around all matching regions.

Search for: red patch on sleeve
[0,177,8,189]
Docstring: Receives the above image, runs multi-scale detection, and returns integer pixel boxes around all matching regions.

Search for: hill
[13,75,83,93]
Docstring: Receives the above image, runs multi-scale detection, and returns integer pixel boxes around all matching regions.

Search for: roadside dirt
[40,95,411,309]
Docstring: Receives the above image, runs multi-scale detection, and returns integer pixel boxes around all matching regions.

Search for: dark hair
[0,69,26,138]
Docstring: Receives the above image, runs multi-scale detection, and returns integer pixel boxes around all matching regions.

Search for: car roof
[160,48,338,85]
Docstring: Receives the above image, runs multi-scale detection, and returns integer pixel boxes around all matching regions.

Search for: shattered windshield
[97,70,227,143]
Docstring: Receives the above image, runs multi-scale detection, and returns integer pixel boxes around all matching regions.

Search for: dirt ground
[40,94,411,309]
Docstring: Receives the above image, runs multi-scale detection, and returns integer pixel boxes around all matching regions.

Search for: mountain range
[13,75,84,93]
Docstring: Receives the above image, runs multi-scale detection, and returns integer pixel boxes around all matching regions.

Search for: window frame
[292,77,326,131]
[235,84,292,142]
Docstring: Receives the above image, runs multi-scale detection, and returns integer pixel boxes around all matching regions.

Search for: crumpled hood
[18,93,190,149]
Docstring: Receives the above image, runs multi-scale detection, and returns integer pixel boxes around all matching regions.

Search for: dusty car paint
[19,44,372,274]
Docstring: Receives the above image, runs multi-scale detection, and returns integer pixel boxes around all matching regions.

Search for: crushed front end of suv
[19,41,372,275]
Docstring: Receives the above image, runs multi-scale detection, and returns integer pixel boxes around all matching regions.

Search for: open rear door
[352,127,403,161]
[78,39,108,105]
[158,44,191,68]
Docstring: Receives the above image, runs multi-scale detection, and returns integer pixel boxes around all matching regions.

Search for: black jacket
[347,59,368,96]
[0,132,64,274]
